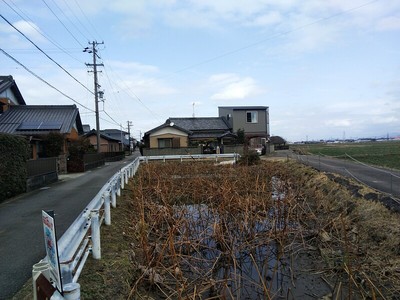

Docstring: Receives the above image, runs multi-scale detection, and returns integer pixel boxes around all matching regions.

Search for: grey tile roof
[169,117,230,131]
[85,129,122,142]
[0,75,26,105]
[0,105,83,135]
[101,129,129,146]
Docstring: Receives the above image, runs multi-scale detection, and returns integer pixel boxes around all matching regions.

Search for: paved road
[286,152,400,199]
[0,153,139,299]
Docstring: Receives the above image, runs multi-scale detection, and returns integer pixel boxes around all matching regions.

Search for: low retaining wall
[26,172,58,192]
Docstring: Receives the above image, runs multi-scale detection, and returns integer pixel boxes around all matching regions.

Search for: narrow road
[292,153,400,198]
[0,153,139,299]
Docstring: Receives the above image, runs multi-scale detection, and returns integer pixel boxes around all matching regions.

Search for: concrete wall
[26,172,58,192]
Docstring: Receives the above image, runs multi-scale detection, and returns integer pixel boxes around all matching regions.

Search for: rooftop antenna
[192,102,195,118]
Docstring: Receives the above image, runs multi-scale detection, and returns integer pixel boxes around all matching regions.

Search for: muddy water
[173,204,333,299]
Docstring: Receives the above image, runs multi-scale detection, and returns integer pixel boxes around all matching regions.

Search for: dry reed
[125,160,400,299]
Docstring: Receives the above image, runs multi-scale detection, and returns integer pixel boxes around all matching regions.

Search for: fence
[32,153,239,299]
[103,151,125,162]
[26,158,58,192]
[27,157,57,177]
[143,145,245,156]
[83,153,105,171]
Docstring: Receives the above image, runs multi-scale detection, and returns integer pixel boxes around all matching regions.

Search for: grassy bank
[291,141,400,170]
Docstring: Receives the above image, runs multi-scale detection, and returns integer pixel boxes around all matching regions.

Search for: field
[77,160,400,299]
[291,141,400,170]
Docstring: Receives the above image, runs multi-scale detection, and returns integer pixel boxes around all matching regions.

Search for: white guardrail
[32,153,240,299]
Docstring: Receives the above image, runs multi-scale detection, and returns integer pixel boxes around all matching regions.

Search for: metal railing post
[90,210,101,259]
[111,184,117,208]
[117,174,121,196]
[104,191,111,226]
[125,170,128,185]
[121,171,125,190]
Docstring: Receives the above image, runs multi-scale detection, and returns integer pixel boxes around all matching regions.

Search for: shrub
[67,137,95,172]
[238,149,260,166]
[42,132,64,157]
[0,133,29,202]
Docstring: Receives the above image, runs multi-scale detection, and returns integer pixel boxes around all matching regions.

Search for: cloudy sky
[1,0,399,142]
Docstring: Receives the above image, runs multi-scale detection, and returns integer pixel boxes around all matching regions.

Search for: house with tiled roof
[85,129,123,153]
[0,104,83,161]
[144,117,237,149]
[144,106,270,154]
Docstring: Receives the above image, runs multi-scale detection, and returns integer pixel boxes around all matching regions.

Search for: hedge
[0,133,29,202]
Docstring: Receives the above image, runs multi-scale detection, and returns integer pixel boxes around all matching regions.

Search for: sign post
[42,210,63,294]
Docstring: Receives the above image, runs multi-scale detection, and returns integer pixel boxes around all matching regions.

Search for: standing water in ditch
[132,162,334,299]
[173,202,297,299]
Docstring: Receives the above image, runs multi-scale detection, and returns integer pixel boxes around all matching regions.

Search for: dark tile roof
[101,129,129,146]
[0,75,26,105]
[169,117,230,131]
[85,129,122,142]
[0,105,83,135]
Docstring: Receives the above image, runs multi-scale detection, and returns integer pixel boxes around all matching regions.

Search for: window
[158,138,172,148]
[246,111,258,123]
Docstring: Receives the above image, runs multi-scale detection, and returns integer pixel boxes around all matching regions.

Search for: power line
[0,47,94,112]
[72,0,103,41]
[2,0,85,64]
[102,110,121,127]
[60,0,96,41]
[40,0,84,47]
[0,13,94,95]
[102,60,163,122]
[49,0,90,42]
[102,65,129,121]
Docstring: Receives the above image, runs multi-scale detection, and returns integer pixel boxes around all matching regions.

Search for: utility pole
[127,121,133,154]
[84,41,104,153]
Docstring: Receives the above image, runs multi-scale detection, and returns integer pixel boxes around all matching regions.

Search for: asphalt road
[0,152,139,299]
[289,152,400,199]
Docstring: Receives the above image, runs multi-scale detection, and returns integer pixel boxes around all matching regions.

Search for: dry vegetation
[78,160,400,299]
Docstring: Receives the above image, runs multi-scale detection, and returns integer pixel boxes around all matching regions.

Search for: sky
[0,0,399,142]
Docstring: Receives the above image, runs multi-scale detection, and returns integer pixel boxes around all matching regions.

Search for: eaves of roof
[85,129,122,142]
[0,105,83,135]
[144,121,192,136]
[0,75,26,105]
